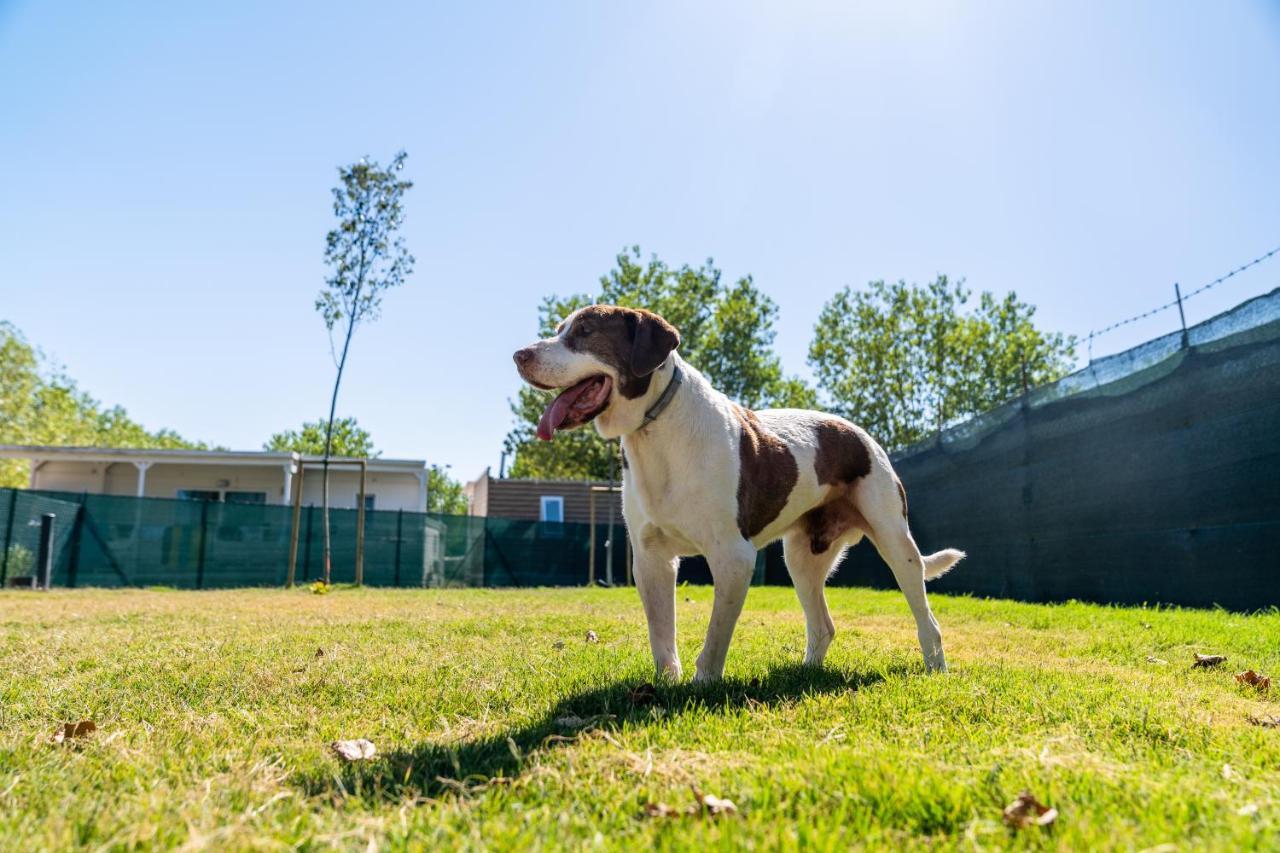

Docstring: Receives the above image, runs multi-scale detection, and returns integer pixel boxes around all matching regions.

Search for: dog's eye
[576,323,594,336]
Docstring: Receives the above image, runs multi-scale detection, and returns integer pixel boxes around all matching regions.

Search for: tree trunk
[322,315,358,585]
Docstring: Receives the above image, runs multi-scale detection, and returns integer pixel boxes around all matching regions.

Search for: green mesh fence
[829,287,1280,610]
[0,490,81,585]
[10,290,1275,603]
[0,489,627,589]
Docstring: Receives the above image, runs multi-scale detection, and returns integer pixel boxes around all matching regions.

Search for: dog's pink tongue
[536,381,591,441]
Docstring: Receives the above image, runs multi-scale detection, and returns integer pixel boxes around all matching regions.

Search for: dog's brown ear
[630,310,680,376]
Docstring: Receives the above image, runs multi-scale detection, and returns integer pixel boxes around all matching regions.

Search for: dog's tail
[922,548,965,581]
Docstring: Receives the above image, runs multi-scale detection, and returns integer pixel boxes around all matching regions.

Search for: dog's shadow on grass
[296,663,897,803]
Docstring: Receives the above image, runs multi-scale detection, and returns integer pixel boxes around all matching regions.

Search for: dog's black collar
[639,361,682,429]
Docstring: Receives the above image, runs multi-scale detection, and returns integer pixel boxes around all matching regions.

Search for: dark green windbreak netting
[0,489,628,589]
[4,288,1277,607]
[827,287,1280,610]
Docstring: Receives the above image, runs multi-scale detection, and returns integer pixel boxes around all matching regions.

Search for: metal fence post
[286,461,304,588]
[196,500,209,589]
[1175,282,1189,349]
[588,488,597,586]
[355,460,367,586]
[394,509,404,587]
[37,513,55,590]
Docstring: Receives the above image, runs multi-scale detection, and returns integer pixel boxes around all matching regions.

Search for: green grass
[1,586,1278,850]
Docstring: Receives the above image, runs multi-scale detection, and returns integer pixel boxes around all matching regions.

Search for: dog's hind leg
[693,540,757,682]
[781,524,860,667]
[859,481,947,672]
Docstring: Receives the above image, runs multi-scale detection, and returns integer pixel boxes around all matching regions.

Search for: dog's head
[513,305,681,440]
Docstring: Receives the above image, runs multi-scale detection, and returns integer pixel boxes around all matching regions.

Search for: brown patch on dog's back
[734,406,798,540]
[813,418,873,486]
[800,418,880,554]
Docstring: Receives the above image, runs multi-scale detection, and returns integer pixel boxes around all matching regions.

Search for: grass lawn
[1,586,1278,850]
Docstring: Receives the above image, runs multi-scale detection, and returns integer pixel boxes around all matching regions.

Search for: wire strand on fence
[1086,243,1280,361]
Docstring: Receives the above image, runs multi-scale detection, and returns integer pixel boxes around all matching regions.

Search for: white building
[0,445,429,512]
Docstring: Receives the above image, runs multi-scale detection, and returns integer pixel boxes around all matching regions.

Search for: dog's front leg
[633,540,682,680]
[694,540,757,682]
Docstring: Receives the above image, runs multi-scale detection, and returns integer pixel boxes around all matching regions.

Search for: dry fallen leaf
[691,786,738,816]
[315,647,325,658]
[642,787,739,819]
[1193,654,1227,668]
[1234,670,1271,691]
[52,720,96,745]
[331,739,377,761]
[1003,791,1058,828]
[1247,714,1280,728]
[585,630,599,643]
[628,683,657,706]
[643,802,680,818]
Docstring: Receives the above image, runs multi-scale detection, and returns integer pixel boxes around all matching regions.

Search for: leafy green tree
[315,151,414,583]
[809,276,1076,450]
[504,247,815,479]
[264,417,379,458]
[0,322,205,488]
[428,465,468,515]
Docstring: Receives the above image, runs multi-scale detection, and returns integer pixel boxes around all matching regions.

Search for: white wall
[141,463,291,503]
[297,469,422,511]
[33,460,108,492]
[30,459,424,511]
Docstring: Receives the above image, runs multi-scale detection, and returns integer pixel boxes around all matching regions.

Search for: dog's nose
[513,348,534,366]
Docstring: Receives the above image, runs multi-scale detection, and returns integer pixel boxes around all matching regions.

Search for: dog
[514,304,964,681]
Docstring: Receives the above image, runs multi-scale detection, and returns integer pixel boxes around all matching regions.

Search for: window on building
[357,494,376,511]
[540,495,564,523]
[177,489,220,502]
[225,491,267,504]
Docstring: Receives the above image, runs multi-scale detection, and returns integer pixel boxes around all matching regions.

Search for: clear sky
[2,1,1278,480]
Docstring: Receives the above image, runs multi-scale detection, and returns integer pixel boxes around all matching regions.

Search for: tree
[315,151,414,584]
[264,417,379,458]
[427,465,468,515]
[504,247,815,479]
[808,276,1076,450]
[0,322,205,488]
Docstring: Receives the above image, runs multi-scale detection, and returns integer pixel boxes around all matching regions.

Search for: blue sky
[2,1,1278,480]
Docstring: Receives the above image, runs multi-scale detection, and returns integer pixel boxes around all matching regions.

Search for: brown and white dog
[513,305,964,680]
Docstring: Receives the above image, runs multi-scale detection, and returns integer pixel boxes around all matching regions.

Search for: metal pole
[606,454,617,586]
[37,512,55,590]
[286,461,304,587]
[196,501,208,590]
[1174,282,1189,348]
[354,460,367,586]
[587,486,597,586]
[394,508,403,588]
